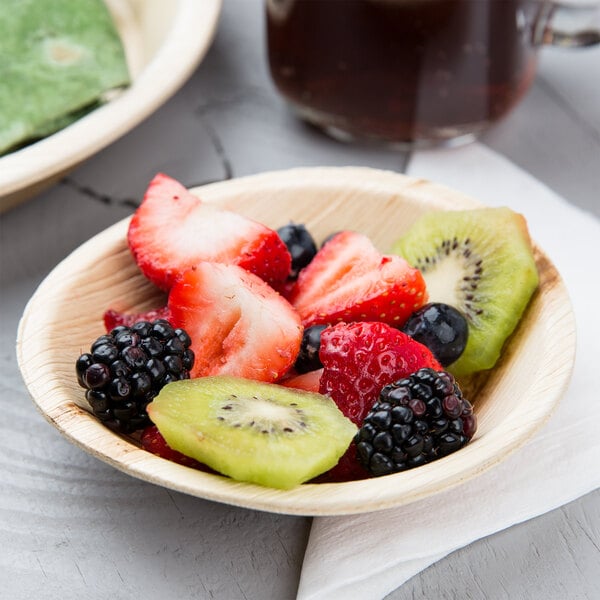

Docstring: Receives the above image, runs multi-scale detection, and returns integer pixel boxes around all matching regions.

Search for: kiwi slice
[147,376,357,489]
[391,207,539,377]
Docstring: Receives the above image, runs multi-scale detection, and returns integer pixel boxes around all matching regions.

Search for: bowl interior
[16,167,576,515]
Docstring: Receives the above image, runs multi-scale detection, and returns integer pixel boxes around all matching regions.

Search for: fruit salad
[75,173,539,489]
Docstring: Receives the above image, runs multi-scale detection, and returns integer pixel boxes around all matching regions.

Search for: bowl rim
[0,0,222,200]
[16,166,577,516]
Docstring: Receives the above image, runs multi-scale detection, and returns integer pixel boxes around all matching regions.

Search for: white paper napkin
[297,143,600,600]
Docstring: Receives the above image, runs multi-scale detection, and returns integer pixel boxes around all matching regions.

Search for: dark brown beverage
[266,0,543,145]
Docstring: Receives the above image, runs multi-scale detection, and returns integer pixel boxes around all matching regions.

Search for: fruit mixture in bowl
[75,173,539,489]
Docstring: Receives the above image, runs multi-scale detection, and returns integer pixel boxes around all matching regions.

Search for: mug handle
[537,1,600,47]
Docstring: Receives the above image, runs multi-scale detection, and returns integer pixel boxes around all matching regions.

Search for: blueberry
[294,324,327,373]
[277,222,317,279]
[402,303,468,367]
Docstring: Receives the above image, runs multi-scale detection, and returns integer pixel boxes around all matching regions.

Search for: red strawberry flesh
[311,448,371,483]
[288,230,427,328]
[103,306,171,331]
[128,173,291,290]
[168,261,302,381]
[141,426,214,472]
[280,368,323,393]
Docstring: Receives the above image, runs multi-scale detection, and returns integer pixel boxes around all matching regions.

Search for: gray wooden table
[1,2,599,598]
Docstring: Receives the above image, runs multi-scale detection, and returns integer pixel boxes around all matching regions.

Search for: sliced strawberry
[280,368,323,393]
[128,174,292,290]
[277,278,297,301]
[168,262,302,381]
[311,449,371,483]
[288,230,427,328]
[318,321,442,426]
[316,321,442,482]
[141,425,214,472]
[103,306,171,331]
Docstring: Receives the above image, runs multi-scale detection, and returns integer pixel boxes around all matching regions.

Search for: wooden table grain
[1,1,598,598]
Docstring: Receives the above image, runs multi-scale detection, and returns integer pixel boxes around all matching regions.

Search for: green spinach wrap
[0,0,130,155]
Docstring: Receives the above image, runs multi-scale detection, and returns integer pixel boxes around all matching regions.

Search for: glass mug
[266,0,600,147]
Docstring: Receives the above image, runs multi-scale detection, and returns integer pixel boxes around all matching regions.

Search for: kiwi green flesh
[392,207,539,377]
[147,376,357,489]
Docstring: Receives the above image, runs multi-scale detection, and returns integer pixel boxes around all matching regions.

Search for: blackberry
[294,324,327,374]
[354,368,477,476]
[75,319,195,434]
[277,222,318,279]
[402,303,468,367]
